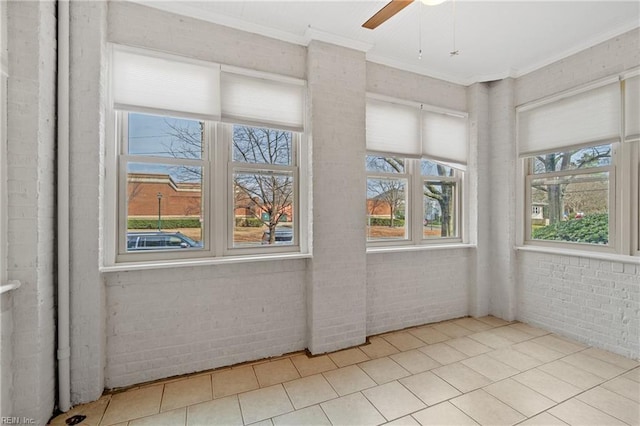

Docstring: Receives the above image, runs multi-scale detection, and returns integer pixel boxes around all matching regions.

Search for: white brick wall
[518,252,639,358]
[513,27,640,359]
[105,260,307,388]
[306,41,368,354]
[4,1,57,423]
[366,249,471,335]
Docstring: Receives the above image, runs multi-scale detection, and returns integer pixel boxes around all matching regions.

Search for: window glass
[366,177,408,241]
[532,144,612,174]
[421,159,454,177]
[366,155,405,173]
[231,125,296,248]
[124,113,205,253]
[423,181,457,239]
[529,170,609,245]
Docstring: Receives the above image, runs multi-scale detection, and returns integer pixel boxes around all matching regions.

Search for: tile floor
[49,316,640,426]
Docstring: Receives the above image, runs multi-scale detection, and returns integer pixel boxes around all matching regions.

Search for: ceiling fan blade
[362,0,415,30]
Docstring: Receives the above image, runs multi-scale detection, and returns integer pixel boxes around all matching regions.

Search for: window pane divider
[122,154,205,167]
[230,162,296,173]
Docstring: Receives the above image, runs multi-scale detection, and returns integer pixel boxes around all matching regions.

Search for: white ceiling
[139,0,640,85]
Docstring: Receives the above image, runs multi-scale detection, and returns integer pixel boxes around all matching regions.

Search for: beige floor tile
[359,357,411,384]
[320,392,386,426]
[128,408,186,426]
[186,395,242,426]
[538,359,604,389]
[253,358,300,388]
[549,398,627,425]
[382,332,426,351]
[400,371,461,406]
[390,349,441,374]
[507,322,550,337]
[484,378,555,417]
[461,354,520,381]
[212,366,259,398]
[517,412,568,425]
[100,384,163,425]
[512,369,582,402]
[363,381,425,421]
[360,337,400,359]
[602,375,640,402]
[247,420,273,426]
[468,331,513,349]
[577,386,640,425]
[328,347,369,367]
[386,415,421,425]
[451,390,525,426]
[485,348,542,371]
[432,363,492,393]
[561,352,627,379]
[409,327,450,344]
[582,347,640,370]
[412,402,478,426]
[323,364,377,396]
[272,405,331,426]
[282,374,338,409]
[453,317,493,332]
[624,367,640,382]
[238,384,294,424]
[290,354,337,377]
[476,316,511,327]
[50,395,111,426]
[161,375,212,412]
[418,343,467,365]
[490,326,534,343]
[432,322,473,338]
[511,340,564,363]
[445,337,491,357]
[532,334,586,354]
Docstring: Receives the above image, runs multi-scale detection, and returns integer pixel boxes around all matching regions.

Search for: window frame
[223,124,301,255]
[366,154,464,247]
[522,146,617,253]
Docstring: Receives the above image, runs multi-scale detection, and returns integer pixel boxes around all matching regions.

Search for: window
[365,95,467,247]
[524,144,613,246]
[109,45,306,264]
[518,72,639,255]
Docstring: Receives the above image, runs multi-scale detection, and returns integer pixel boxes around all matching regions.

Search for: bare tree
[367,178,405,227]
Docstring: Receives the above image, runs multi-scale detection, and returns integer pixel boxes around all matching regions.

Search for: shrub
[532,213,608,244]
[128,218,201,229]
[369,217,405,227]
[234,217,264,227]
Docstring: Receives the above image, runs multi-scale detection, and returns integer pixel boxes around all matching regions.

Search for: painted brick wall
[5,1,57,423]
[366,249,470,335]
[364,63,473,335]
[514,27,640,358]
[104,260,307,388]
[518,252,639,358]
[307,41,368,354]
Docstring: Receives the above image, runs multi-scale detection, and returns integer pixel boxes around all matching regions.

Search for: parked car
[261,227,293,245]
[127,232,203,251]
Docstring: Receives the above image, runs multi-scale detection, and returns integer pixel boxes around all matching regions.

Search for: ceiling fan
[362,0,447,30]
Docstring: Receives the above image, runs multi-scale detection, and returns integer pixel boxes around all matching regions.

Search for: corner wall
[4,1,57,423]
[513,28,640,358]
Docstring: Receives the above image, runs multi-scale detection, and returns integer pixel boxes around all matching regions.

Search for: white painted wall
[3,1,57,423]
[513,28,640,358]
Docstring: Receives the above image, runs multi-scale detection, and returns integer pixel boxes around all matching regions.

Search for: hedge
[234,217,264,227]
[369,217,405,227]
[128,218,201,229]
[532,213,608,244]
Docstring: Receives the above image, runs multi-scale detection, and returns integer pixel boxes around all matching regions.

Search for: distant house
[127,173,202,217]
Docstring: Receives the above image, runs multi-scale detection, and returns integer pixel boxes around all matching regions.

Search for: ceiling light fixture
[420,0,447,6]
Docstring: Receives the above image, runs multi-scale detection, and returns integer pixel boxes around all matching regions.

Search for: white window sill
[367,243,476,254]
[100,252,312,273]
[516,245,640,264]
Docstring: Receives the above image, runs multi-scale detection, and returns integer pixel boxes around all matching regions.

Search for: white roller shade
[366,98,421,157]
[624,74,639,142]
[422,110,468,166]
[221,71,305,131]
[112,47,221,120]
[518,80,621,156]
